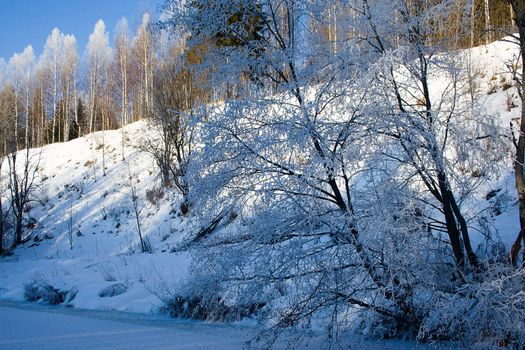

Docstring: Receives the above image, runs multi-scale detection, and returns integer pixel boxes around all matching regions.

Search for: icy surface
[0,302,461,350]
[0,302,250,350]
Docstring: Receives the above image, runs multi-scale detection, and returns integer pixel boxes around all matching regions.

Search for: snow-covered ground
[0,301,252,350]
[0,301,461,350]
[0,121,194,314]
[0,37,522,347]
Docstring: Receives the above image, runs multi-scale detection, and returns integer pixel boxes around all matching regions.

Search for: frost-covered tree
[115,18,131,129]
[3,49,39,248]
[0,82,41,248]
[7,45,35,150]
[162,0,442,341]
[42,28,63,143]
[40,29,79,143]
[61,34,78,142]
[85,20,113,177]
[132,13,154,119]
[160,0,520,346]
[20,47,35,149]
[86,20,112,134]
[32,60,49,146]
[114,18,132,160]
[140,34,202,211]
[356,0,504,269]
[6,146,41,247]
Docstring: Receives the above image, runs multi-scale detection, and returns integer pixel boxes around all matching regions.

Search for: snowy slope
[0,36,523,317]
[460,38,522,248]
[0,121,192,313]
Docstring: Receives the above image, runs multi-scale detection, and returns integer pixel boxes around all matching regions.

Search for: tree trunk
[10,156,23,247]
[511,89,525,266]
[14,214,23,246]
[25,74,30,149]
[512,70,525,266]
[508,0,525,267]
[439,183,466,266]
[74,69,79,137]
[485,0,491,44]
[449,194,479,269]
[120,49,127,160]
[40,83,46,145]
[63,83,70,142]
[14,85,19,151]
[52,58,57,143]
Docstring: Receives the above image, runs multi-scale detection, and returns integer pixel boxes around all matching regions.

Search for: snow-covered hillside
[0,36,523,332]
[453,38,522,248]
[0,121,191,313]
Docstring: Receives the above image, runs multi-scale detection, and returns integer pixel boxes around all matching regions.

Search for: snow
[0,120,192,313]
[0,302,461,349]
[0,302,251,350]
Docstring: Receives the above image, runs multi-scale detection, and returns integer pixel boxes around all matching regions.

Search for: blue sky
[0,0,165,61]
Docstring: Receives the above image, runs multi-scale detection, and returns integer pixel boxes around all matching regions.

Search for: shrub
[23,279,66,305]
[418,267,525,349]
[487,83,498,95]
[164,294,264,322]
[99,263,117,282]
[146,186,164,206]
[142,237,154,253]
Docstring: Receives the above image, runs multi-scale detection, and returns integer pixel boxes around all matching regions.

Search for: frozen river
[0,301,253,350]
[0,301,461,349]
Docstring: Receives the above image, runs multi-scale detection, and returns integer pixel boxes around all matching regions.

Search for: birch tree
[8,46,35,150]
[115,18,131,127]
[132,13,154,119]
[115,18,132,159]
[61,34,77,142]
[33,63,48,146]
[86,20,112,134]
[42,28,63,143]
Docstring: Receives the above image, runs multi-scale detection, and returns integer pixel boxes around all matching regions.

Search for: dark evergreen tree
[70,97,87,140]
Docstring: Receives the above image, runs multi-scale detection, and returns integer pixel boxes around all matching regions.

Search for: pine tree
[70,97,86,140]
